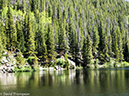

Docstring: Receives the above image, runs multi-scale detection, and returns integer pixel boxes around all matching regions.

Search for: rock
[1,57,8,64]
[57,56,76,67]
[68,59,76,67]
[49,67,54,71]
[40,67,47,71]
[54,65,61,70]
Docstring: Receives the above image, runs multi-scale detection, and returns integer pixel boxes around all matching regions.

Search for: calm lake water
[0,68,129,96]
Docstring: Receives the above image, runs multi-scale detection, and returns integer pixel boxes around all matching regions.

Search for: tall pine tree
[6,6,17,50]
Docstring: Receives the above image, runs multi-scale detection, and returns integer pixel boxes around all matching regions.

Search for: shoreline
[1,63,129,73]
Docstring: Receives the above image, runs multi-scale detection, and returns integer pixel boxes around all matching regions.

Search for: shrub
[57,58,65,66]
[16,52,26,66]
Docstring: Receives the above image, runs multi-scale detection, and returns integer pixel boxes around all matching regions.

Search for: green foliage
[57,58,65,67]
[27,56,35,65]
[6,6,17,49]
[16,20,25,52]
[0,0,129,68]
[82,33,94,66]
[33,54,39,67]
[0,20,6,49]
[92,25,99,58]
[14,66,32,72]
[111,23,119,61]
[46,24,56,63]
[0,33,3,59]
[122,61,129,67]
[64,52,69,69]
[25,13,35,56]
[16,52,26,66]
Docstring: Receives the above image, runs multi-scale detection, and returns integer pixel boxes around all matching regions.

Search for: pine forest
[0,0,129,70]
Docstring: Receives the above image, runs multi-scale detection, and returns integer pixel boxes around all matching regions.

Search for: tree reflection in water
[0,68,129,96]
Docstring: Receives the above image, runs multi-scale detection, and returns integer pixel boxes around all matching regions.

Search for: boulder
[1,56,8,64]
[49,67,54,71]
[68,59,76,67]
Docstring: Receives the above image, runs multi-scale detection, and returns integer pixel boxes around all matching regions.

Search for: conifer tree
[111,23,119,61]
[0,34,3,59]
[22,0,27,13]
[92,25,99,58]
[82,37,87,66]
[0,0,4,9]
[58,22,67,51]
[48,4,52,17]
[82,33,94,66]
[0,21,4,58]
[64,52,69,69]
[46,24,56,63]
[16,20,25,52]
[36,20,48,62]
[98,21,109,62]
[16,52,26,66]
[33,54,39,67]
[117,27,124,62]
[41,38,48,62]
[17,0,21,10]
[23,13,28,51]
[74,30,80,65]
[0,20,7,49]
[37,0,40,11]
[68,17,79,61]
[29,0,36,12]
[123,30,129,62]
[0,0,129,66]
[86,33,94,64]
[108,35,113,60]
[25,14,35,56]
[6,6,17,50]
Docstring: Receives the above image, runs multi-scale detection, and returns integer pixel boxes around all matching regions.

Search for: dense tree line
[0,0,129,67]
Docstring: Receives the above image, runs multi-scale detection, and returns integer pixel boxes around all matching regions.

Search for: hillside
[0,0,129,68]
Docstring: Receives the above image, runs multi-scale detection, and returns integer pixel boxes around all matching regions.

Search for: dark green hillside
[0,0,129,68]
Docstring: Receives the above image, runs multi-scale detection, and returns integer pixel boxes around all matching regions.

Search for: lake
[0,68,129,96]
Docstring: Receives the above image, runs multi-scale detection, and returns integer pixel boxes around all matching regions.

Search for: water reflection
[0,68,129,95]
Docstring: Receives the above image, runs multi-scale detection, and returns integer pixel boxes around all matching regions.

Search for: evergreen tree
[0,35,3,59]
[58,22,67,51]
[108,35,113,60]
[17,0,21,10]
[92,25,99,58]
[46,24,56,63]
[68,16,79,63]
[29,0,36,11]
[41,38,48,62]
[6,6,17,50]
[86,33,94,64]
[123,30,129,62]
[64,52,69,69]
[36,20,48,62]
[82,33,94,66]
[25,14,35,56]
[0,20,7,49]
[0,0,129,67]
[0,0,4,9]
[0,23,4,58]
[22,0,27,13]
[16,20,25,52]
[16,52,26,66]
[82,37,87,66]
[117,27,124,62]
[98,21,109,62]
[111,23,119,61]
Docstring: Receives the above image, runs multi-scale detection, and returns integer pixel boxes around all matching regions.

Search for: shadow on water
[0,67,129,95]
